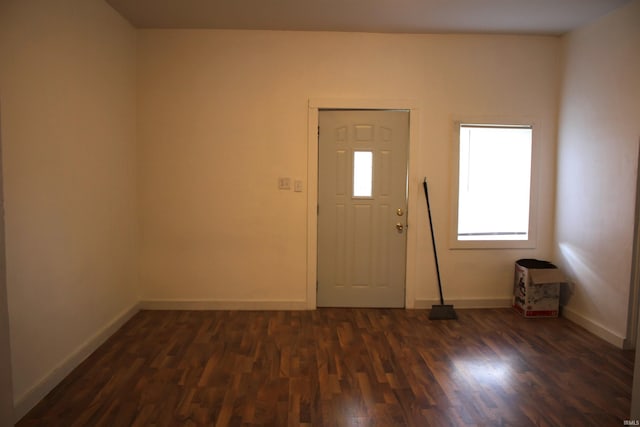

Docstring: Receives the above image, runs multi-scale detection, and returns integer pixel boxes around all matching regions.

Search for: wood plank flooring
[17,309,634,426]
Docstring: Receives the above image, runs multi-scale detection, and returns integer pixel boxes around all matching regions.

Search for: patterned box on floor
[513,259,567,318]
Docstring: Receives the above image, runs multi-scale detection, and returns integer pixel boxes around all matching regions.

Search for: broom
[423,178,457,320]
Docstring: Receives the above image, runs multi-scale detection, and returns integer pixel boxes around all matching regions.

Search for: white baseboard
[561,305,626,348]
[139,299,309,311]
[13,302,140,422]
[414,297,512,309]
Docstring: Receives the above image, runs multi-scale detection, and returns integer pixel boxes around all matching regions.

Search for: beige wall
[0,0,139,419]
[137,30,561,307]
[555,0,640,346]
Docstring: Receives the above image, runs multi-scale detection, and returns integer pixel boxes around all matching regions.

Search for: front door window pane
[353,151,373,197]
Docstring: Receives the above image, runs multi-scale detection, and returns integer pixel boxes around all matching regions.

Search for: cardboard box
[513,259,567,318]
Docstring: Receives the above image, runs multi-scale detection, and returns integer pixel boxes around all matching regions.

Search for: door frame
[306,98,420,309]
[625,140,640,350]
[0,103,14,424]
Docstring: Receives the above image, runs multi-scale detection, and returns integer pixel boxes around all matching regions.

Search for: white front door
[317,110,409,307]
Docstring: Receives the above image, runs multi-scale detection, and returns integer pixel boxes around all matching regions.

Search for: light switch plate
[278,177,291,190]
[294,180,303,192]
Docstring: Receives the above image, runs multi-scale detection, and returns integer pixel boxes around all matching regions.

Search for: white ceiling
[106,0,631,35]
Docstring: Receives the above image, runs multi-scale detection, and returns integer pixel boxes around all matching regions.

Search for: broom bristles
[429,304,457,320]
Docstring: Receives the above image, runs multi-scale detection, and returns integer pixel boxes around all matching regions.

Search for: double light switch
[279,177,303,192]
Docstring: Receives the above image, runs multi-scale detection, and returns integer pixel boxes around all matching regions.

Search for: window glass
[353,151,373,197]
[457,124,532,241]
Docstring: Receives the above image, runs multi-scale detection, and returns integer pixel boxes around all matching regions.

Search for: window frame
[449,118,539,250]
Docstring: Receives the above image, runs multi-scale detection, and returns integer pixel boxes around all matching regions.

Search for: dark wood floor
[17,308,634,426]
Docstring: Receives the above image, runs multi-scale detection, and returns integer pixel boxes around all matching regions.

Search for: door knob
[395,223,404,232]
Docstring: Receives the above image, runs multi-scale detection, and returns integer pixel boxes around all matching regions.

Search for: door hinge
[317,126,320,137]
[316,280,318,291]
[317,204,319,215]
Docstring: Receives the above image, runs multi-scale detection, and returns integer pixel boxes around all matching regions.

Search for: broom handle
[423,178,445,305]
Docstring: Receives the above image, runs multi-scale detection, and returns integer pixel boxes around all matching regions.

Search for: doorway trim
[625,140,640,349]
[306,98,420,309]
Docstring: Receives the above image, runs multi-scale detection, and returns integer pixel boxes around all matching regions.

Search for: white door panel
[317,110,409,307]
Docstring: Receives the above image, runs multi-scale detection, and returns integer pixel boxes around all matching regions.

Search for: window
[452,122,536,248]
[353,151,373,197]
